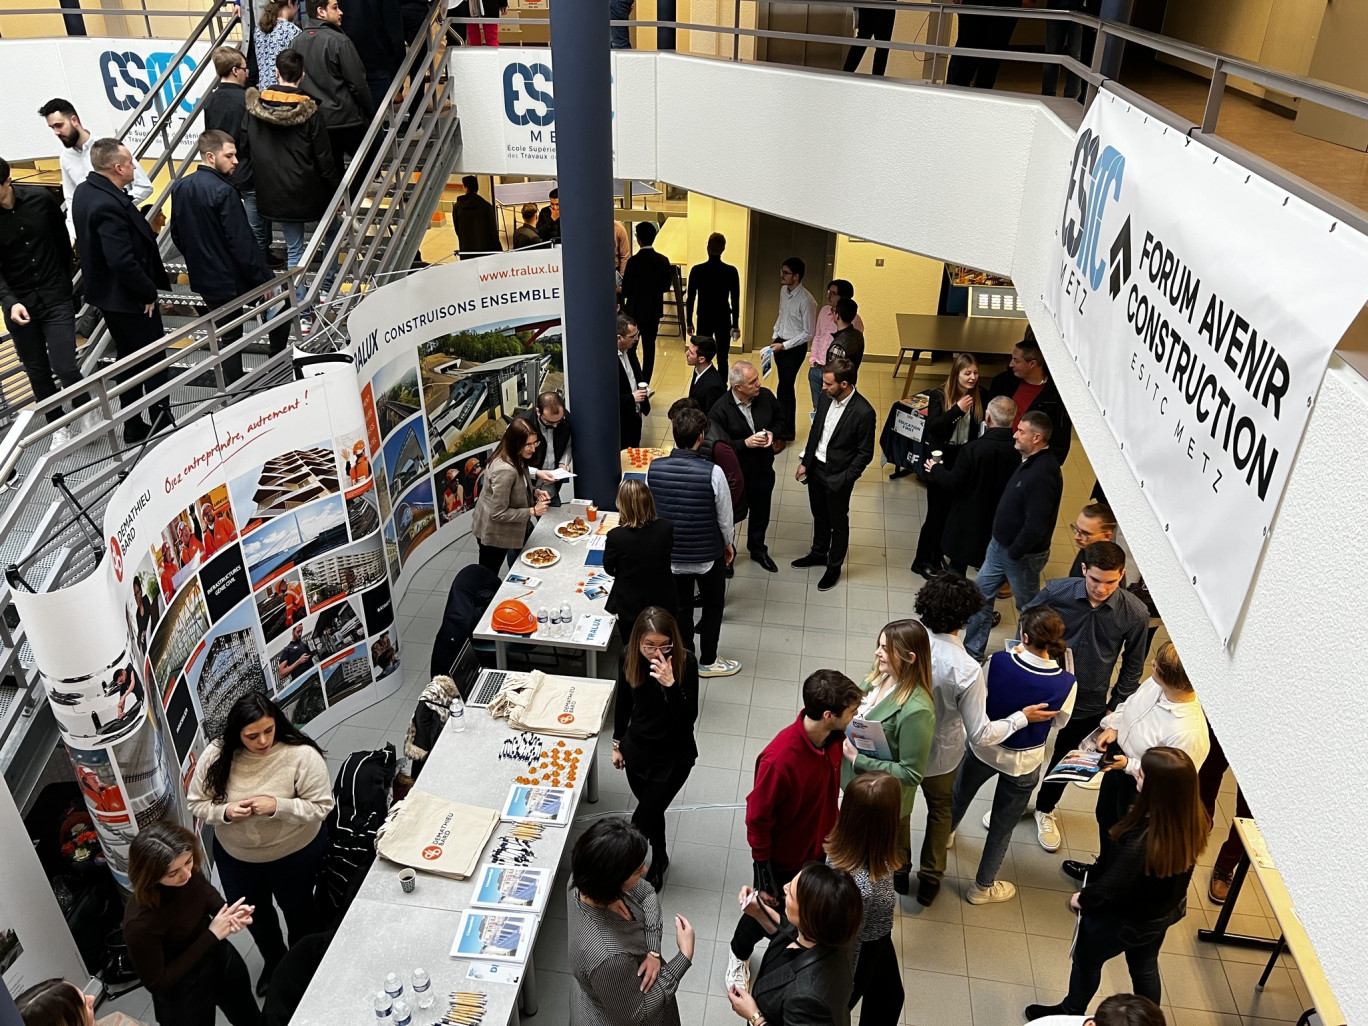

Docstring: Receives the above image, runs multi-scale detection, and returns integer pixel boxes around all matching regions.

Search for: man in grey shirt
[1024,540,1149,853]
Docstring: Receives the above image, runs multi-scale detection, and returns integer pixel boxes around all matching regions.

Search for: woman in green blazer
[842,618,937,894]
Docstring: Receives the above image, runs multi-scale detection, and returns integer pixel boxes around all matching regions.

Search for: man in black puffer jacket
[647,407,742,679]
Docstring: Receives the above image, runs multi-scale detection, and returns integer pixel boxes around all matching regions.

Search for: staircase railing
[0,0,461,801]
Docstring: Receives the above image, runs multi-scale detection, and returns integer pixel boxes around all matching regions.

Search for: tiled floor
[97,338,1315,1026]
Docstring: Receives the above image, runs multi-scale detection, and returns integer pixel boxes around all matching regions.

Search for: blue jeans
[962,537,1049,660]
[609,0,633,47]
[240,189,272,255]
[949,747,1040,888]
[279,218,342,307]
[808,361,823,416]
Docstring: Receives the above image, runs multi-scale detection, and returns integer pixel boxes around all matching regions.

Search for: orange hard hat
[491,599,537,635]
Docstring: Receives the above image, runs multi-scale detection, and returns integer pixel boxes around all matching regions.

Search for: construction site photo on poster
[345,249,565,591]
[1043,88,1368,646]
[13,367,402,878]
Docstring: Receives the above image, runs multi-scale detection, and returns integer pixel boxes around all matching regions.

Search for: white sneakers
[966,880,1017,904]
[1035,810,1062,852]
[724,952,751,991]
[48,424,76,450]
[981,810,993,832]
[699,658,742,678]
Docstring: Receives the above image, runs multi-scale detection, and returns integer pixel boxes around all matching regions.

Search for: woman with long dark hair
[253,0,300,88]
[611,606,699,891]
[122,822,260,1026]
[567,818,695,1026]
[912,352,983,577]
[726,862,862,1026]
[471,417,550,572]
[841,619,936,894]
[604,480,677,644]
[948,606,1076,905]
[15,979,97,1026]
[1026,746,1210,1019]
[187,692,332,995]
[824,771,903,1026]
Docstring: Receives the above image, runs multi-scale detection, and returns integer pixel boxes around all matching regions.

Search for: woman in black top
[604,480,677,644]
[912,353,983,577]
[123,822,261,1026]
[726,861,863,1026]
[1025,746,1211,1019]
[611,606,698,892]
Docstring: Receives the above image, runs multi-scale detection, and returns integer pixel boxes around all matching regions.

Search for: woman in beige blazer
[472,417,550,571]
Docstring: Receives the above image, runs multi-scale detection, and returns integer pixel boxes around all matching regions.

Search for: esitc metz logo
[503,62,554,129]
[99,50,200,115]
[1060,127,1132,312]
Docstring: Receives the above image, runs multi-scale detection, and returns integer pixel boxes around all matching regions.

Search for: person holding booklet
[948,607,1077,904]
[568,818,695,1026]
[839,620,937,891]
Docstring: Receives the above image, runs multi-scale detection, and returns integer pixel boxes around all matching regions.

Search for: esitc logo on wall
[503,60,556,167]
[97,45,208,155]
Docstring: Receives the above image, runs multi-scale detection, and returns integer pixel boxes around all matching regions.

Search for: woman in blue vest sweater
[949,606,1077,904]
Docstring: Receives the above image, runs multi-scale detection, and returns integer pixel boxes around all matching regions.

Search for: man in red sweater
[724,668,863,990]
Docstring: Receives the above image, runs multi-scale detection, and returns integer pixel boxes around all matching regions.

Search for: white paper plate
[521,546,561,568]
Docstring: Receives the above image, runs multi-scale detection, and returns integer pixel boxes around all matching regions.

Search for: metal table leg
[1198,853,1279,950]
[519,950,539,1017]
[1257,935,1286,990]
[587,649,597,677]
[495,639,508,670]
[587,749,599,804]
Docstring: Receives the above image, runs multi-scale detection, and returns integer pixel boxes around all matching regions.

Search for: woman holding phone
[123,822,260,1026]
[841,619,937,893]
[611,606,699,891]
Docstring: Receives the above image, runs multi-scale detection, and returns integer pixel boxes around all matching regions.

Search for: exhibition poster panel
[14,367,403,878]
[1042,89,1368,646]
[345,250,566,596]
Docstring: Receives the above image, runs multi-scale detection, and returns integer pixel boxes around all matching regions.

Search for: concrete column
[549,2,622,508]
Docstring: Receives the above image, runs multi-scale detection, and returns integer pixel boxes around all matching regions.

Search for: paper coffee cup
[931,450,943,459]
[399,868,416,893]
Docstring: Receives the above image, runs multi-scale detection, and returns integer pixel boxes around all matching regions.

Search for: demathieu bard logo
[1061,127,1133,308]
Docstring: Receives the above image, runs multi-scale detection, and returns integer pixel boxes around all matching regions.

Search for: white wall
[451,50,1368,1019]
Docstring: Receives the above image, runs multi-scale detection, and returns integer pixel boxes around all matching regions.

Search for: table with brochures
[288,685,608,1026]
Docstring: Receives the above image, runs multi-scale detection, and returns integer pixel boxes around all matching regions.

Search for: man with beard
[39,98,154,243]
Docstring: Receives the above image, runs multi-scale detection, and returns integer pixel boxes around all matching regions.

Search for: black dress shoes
[915,877,941,907]
[892,870,910,895]
[1024,1003,1067,1021]
[751,553,779,573]
[1061,859,1094,882]
[817,566,841,591]
[889,467,914,480]
[791,552,825,568]
[910,560,945,579]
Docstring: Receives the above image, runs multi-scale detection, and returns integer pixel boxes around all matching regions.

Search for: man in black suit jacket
[619,220,673,383]
[685,334,725,414]
[793,358,876,590]
[924,396,1021,572]
[616,313,649,449]
[453,175,501,255]
[685,231,740,374]
[708,359,783,572]
[72,138,172,443]
[986,333,1072,463]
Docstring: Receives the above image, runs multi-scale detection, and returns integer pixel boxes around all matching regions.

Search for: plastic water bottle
[559,602,573,638]
[374,992,393,1020]
[384,973,404,999]
[392,999,412,1026]
[536,606,549,634]
[448,694,466,732]
[412,968,433,1009]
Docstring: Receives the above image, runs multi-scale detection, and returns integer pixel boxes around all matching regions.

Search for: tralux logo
[1061,126,1134,302]
[99,50,200,115]
[503,62,554,127]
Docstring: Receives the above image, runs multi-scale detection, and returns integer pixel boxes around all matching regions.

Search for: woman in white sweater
[188,692,333,996]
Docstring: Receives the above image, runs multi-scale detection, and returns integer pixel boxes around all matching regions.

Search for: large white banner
[1044,89,1368,645]
[345,250,565,594]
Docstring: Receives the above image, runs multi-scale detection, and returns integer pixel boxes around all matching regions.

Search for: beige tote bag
[490,670,611,739]
[375,788,499,879]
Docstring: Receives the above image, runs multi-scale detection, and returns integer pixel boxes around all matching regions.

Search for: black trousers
[201,292,292,383]
[849,932,902,1025]
[625,765,691,868]
[1062,911,1169,1012]
[5,300,86,422]
[477,542,519,573]
[150,937,260,1026]
[633,316,660,384]
[214,828,327,972]
[807,462,855,567]
[730,864,797,959]
[102,307,170,418]
[1095,766,1138,864]
[945,2,1018,89]
[843,8,896,75]
[914,478,953,567]
[672,560,726,665]
[773,344,807,439]
[697,325,732,376]
[741,460,775,555]
[1034,710,1105,814]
